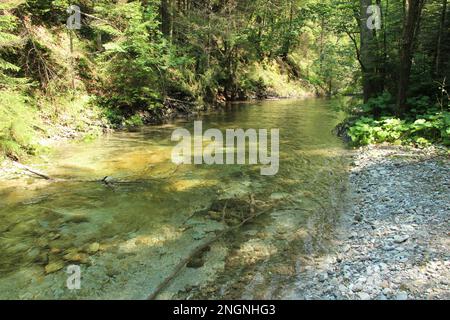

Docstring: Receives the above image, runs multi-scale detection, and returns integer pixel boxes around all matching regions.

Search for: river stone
[105,264,120,277]
[393,235,409,244]
[186,257,205,269]
[269,192,290,200]
[208,211,222,221]
[378,294,387,300]
[48,232,61,240]
[34,252,49,264]
[243,230,258,236]
[64,251,89,264]
[26,248,41,261]
[87,242,100,254]
[358,292,371,300]
[45,260,64,274]
[352,284,363,292]
[50,248,62,254]
[64,214,90,224]
[396,291,408,300]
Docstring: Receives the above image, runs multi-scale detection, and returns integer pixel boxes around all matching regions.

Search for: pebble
[393,235,409,244]
[396,292,408,300]
[358,292,371,300]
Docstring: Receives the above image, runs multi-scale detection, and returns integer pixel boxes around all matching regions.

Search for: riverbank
[0,92,317,164]
[285,145,449,300]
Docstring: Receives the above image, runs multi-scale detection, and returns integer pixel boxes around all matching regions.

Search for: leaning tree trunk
[396,0,425,116]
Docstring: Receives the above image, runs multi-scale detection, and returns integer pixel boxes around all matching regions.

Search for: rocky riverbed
[285,145,449,300]
[1,140,448,300]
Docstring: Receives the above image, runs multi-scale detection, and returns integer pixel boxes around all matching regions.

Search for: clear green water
[0,99,348,299]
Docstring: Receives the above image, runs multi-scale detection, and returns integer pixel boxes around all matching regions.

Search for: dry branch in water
[13,162,180,184]
[13,162,52,180]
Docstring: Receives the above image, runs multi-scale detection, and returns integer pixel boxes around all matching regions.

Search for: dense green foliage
[0,0,360,160]
[95,1,167,112]
[0,0,35,158]
[347,93,450,147]
[342,0,450,146]
[0,0,449,158]
[348,112,450,146]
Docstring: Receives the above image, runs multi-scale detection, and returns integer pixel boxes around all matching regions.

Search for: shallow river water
[0,99,349,299]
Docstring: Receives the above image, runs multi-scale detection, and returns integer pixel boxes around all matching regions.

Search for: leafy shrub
[347,112,450,147]
[346,91,450,147]
[360,92,394,116]
[124,114,144,128]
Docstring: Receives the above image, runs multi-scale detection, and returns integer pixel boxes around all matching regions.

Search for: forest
[0,0,449,160]
[0,0,449,301]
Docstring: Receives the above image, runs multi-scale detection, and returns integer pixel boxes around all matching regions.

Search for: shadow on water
[0,98,350,299]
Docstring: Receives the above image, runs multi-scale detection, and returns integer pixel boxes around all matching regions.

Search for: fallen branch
[13,162,52,180]
[12,162,180,184]
[147,207,272,300]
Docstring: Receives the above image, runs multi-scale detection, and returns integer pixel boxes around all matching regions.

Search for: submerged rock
[269,192,290,200]
[87,242,100,254]
[26,248,41,262]
[64,214,90,224]
[63,250,89,264]
[45,260,64,274]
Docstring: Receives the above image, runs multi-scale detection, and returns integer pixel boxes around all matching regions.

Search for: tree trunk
[319,16,325,75]
[379,0,387,91]
[396,0,425,115]
[435,0,448,76]
[160,0,171,37]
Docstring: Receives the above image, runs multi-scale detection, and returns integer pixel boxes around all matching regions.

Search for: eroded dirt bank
[284,145,449,300]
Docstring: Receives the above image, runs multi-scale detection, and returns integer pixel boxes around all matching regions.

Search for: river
[0,98,349,299]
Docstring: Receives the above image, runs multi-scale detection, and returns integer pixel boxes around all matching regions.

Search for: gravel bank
[286,145,449,300]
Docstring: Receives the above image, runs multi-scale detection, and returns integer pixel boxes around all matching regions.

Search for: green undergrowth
[344,94,450,147]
